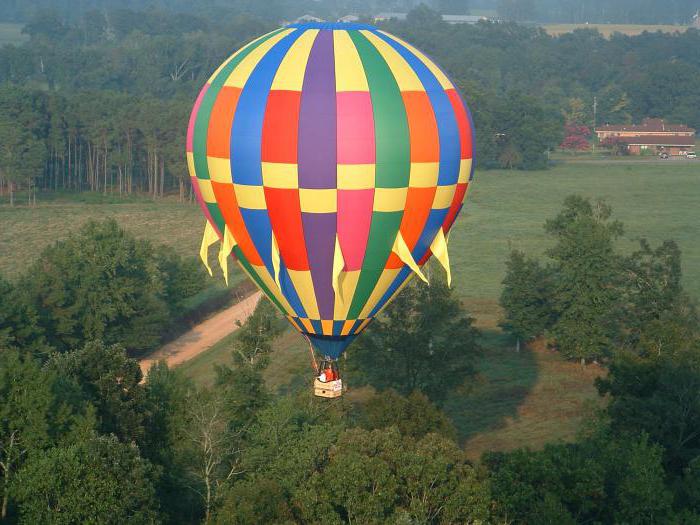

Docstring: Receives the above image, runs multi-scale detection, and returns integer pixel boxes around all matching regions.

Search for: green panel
[348,211,403,318]
[232,246,286,314]
[346,30,410,319]
[206,203,226,234]
[348,30,410,189]
[192,29,284,180]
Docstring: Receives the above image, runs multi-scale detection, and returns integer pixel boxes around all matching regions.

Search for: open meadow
[3,160,699,454]
[542,23,689,37]
[0,22,27,46]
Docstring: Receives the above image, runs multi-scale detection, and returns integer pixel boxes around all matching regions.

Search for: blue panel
[310,319,323,334]
[230,29,303,186]
[239,208,306,317]
[412,207,449,263]
[308,334,357,359]
[372,30,461,187]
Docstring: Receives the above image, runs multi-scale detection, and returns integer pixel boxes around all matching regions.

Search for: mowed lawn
[3,161,699,454]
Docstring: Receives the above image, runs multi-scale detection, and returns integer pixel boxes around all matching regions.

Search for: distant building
[595,118,696,156]
[442,14,489,24]
[338,15,360,23]
[292,14,323,24]
[373,12,492,24]
[693,10,700,28]
[374,12,408,22]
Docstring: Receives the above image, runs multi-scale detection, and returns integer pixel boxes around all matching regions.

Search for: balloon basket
[313,378,343,398]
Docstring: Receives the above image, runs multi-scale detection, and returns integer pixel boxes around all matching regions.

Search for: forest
[2,198,700,523]
[1,5,699,201]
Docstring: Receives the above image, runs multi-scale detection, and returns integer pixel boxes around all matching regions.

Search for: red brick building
[595,118,696,156]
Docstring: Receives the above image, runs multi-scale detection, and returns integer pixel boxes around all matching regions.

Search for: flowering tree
[560,123,591,151]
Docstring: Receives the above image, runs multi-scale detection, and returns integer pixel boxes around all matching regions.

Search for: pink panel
[336,92,375,165]
[337,189,374,271]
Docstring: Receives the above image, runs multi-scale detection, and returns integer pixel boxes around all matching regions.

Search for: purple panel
[302,212,336,319]
[298,30,337,190]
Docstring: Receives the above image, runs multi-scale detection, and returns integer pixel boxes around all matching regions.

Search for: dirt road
[139,291,261,377]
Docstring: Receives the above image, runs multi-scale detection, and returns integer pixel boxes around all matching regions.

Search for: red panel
[442,182,469,235]
[264,187,309,270]
[211,181,263,266]
[445,89,472,160]
[261,90,301,163]
[207,86,241,158]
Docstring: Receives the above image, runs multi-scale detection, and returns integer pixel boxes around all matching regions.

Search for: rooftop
[596,118,695,134]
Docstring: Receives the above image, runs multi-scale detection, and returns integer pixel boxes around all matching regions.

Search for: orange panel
[207,86,242,158]
[402,91,439,163]
[211,181,263,265]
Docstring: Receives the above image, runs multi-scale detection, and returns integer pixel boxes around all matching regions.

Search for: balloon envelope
[187,22,474,358]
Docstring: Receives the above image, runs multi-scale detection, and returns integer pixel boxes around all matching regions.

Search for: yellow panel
[333,270,361,319]
[360,30,423,91]
[378,30,454,90]
[357,318,372,333]
[271,29,318,91]
[207,157,232,184]
[299,317,315,333]
[337,164,375,189]
[207,30,279,83]
[250,263,295,315]
[197,179,216,203]
[373,187,408,212]
[262,162,299,188]
[287,270,320,319]
[458,159,472,184]
[234,184,267,209]
[333,30,369,91]
[340,319,356,336]
[321,320,334,335]
[359,268,401,318]
[409,162,439,188]
[187,152,196,179]
[299,188,337,213]
[224,29,293,88]
[433,184,457,209]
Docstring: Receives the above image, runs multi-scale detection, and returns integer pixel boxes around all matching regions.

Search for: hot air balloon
[187,22,474,397]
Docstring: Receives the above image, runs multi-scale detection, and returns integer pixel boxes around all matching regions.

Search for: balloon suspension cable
[304,334,319,375]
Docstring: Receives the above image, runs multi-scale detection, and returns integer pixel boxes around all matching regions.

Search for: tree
[347,277,481,404]
[0,275,47,356]
[14,435,160,524]
[546,196,624,362]
[485,431,673,523]
[19,219,202,355]
[597,348,700,474]
[500,250,556,346]
[296,427,491,524]
[359,389,457,441]
[48,341,148,445]
[0,350,54,520]
[620,239,698,357]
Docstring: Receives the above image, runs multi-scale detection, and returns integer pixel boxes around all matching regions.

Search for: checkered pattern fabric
[187,22,475,358]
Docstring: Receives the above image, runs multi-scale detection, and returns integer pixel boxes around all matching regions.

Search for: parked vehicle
[686,152,697,159]
[659,152,669,159]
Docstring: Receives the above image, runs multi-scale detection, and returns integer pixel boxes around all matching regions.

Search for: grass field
[0,23,28,46]
[543,23,688,37]
[3,161,699,454]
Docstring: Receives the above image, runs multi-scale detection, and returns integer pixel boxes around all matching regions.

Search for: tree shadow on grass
[443,328,539,447]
